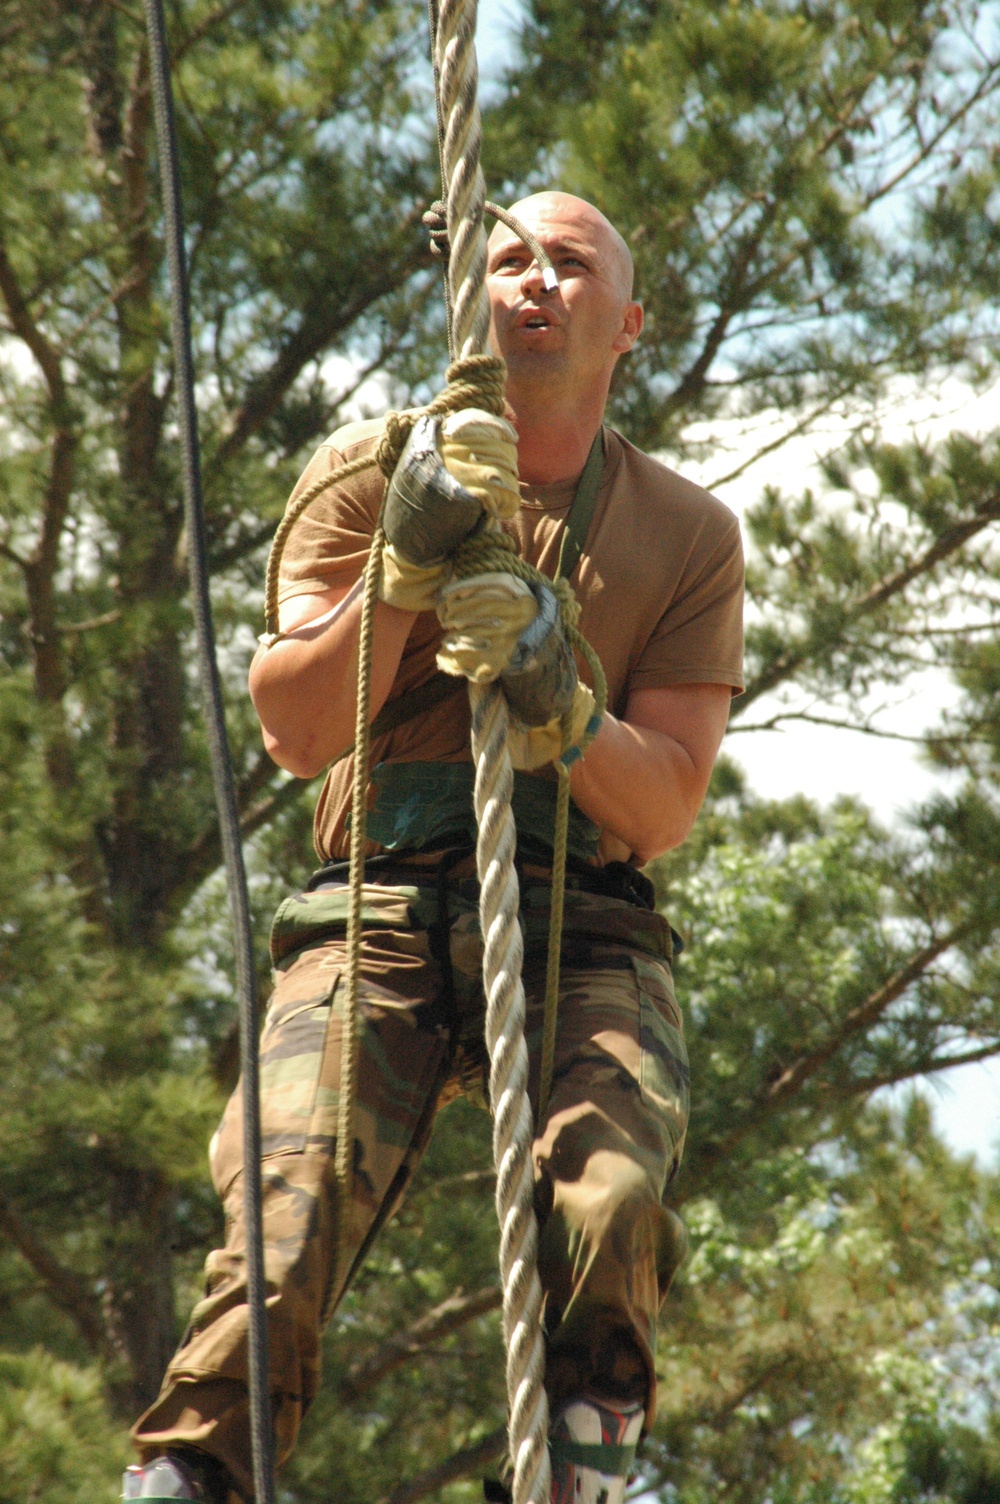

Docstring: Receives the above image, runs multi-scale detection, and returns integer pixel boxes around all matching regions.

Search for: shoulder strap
[554,427,606,584]
[332,672,463,766]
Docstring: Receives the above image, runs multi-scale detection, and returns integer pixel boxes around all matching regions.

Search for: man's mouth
[516,307,558,331]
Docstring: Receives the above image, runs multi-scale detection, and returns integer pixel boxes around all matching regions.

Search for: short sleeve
[276,432,384,605]
[629,517,745,695]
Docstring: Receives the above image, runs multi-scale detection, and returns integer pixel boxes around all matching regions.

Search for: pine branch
[663,204,779,419]
[56,609,123,634]
[727,710,961,745]
[374,1427,506,1504]
[207,520,278,576]
[203,329,409,575]
[155,755,307,925]
[860,54,1000,210]
[0,538,29,571]
[824,1039,1000,1100]
[706,386,857,490]
[174,0,248,62]
[0,241,67,404]
[736,490,1000,713]
[686,926,969,1189]
[336,1284,501,1404]
[0,233,79,778]
[208,224,426,476]
[236,773,307,843]
[750,931,959,1103]
[0,1186,108,1357]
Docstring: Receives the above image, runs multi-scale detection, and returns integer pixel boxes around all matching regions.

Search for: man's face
[486,193,642,395]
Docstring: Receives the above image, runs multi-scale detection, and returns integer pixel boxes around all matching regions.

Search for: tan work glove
[379,410,520,612]
[436,572,538,683]
[380,544,448,613]
[506,682,599,770]
[439,408,520,520]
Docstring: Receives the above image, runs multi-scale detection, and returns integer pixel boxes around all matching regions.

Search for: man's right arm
[248,585,418,779]
[252,406,521,779]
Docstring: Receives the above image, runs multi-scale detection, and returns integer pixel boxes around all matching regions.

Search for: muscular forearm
[568,716,700,863]
[249,585,418,778]
[568,683,732,864]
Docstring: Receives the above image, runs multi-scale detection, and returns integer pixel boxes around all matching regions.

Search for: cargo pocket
[210,943,342,1198]
[632,953,690,1181]
[269,883,421,965]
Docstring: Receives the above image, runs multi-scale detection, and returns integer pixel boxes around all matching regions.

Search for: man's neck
[507,383,608,486]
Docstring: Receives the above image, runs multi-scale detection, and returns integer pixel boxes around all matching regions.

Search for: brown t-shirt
[277,418,745,861]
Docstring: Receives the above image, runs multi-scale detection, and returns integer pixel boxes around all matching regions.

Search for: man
[125,192,744,1503]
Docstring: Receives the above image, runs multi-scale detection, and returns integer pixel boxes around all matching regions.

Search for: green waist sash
[356,760,601,864]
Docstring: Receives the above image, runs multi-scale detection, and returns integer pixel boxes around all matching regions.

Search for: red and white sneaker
[548,1396,644,1504]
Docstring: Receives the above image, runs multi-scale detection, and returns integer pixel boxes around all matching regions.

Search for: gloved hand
[506,682,600,770]
[439,408,520,520]
[380,545,450,613]
[379,410,519,612]
[437,570,601,767]
[436,572,538,683]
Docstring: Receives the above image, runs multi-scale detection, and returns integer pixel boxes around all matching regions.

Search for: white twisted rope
[471,686,550,1504]
[435,0,491,359]
[434,2,552,1500]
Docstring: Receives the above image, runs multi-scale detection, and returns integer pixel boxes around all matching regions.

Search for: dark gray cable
[140,4,276,1501]
[427,0,455,355]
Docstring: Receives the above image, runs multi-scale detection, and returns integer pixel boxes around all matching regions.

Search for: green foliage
[0,1351,129,1504]
[1,0,999,1499]
[893,1414,1000,1503]
[485,0,1000,451]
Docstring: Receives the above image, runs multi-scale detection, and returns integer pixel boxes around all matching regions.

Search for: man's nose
[520,259,550,297]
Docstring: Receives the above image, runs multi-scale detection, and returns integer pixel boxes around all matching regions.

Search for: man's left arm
[568,682,732,865]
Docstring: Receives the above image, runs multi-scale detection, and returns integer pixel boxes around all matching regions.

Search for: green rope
[538,762,570,1121]
[327,521,384,1318]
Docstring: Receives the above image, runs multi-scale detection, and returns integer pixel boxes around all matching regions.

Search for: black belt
[306,851,684,959]
[308,850,658,914]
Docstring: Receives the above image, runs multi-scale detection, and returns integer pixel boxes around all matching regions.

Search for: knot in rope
[551,576,581,630]
[374,353,509,480]
[375,410,414,479]
[430,353,508,417]
[422,199,450,260]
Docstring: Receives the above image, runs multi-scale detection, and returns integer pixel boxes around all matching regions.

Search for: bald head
[485,189,643,439]
[489,191,635,301]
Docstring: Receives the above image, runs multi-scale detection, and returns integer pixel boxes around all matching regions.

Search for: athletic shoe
[548,1395,644,1504]
[122,1449,226,1501]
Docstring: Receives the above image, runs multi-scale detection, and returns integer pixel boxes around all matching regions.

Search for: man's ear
[613,301,643,354]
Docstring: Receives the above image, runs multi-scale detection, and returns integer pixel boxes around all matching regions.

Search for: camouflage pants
[133,876,690,1500]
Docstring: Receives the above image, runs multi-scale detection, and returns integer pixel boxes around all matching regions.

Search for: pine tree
[1,0,999,1498]
[0,0,436,1427]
